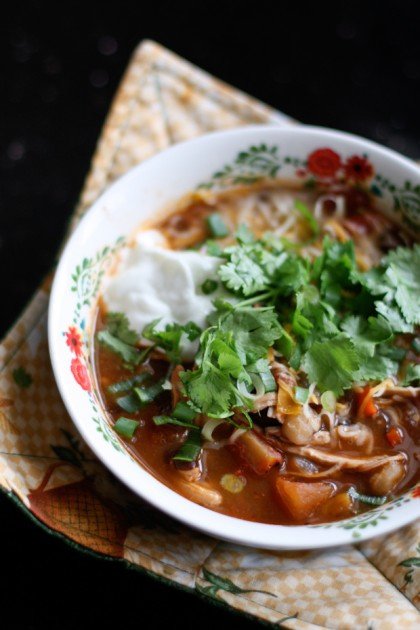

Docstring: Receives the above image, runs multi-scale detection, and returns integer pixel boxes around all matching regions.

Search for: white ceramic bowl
[49,125,420,549]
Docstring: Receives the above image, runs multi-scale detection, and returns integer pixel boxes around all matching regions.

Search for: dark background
[1,1,420,627]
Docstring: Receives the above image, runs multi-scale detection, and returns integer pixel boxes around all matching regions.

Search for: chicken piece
[336,423,373,454]
[282,408,321,445]
[278,443,406,472]
[274,477,335,521]
[370,460,406,495]
[252,392,277,412]
[271,361,297,389]
[177,466,202,483]
[233,430,283,475]
[177,481,222,508]
[311,430,331,446]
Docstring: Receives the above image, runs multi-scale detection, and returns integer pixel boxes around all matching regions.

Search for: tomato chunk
[386,426,403,447]
[356,386,377,417]
[274,478,335,521]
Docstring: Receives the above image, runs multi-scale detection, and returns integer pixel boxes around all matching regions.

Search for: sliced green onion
[206,213,229,238]
[201,279,218,295]
[202,418,224,441]
[114,417,140,439]
[116,392,145,413]
[295,386,309,404]
[349,487,387,506]
[173,401,197,422]
[250,373,265,398]
[220,474,246,494]
[294,200,319,235]
[172,428,202,462]
[134,381,163,404]
[153,415,196,429]
[205,240,223,256]
[320,390,336,413]
[259,369,276,393]
[107,372,151,394]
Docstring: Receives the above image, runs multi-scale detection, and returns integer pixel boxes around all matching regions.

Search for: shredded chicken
[311,430,331,446]
[177,466,202,483]
[277,442,406,472]
[177,480,222,508]
[271,361,297,389]
[252,392,277,412]
[282,411,321,445]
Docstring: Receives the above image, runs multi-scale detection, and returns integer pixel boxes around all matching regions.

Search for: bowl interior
[49,125,420,549]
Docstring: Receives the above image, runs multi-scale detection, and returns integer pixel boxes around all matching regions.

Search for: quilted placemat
[0,40,418,629]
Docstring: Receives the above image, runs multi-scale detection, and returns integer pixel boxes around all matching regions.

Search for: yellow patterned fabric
[0,40,418,629]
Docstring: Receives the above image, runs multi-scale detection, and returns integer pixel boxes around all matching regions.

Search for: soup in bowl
[49,126,420,548]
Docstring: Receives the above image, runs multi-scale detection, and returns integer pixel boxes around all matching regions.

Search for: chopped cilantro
[201,279,218,295]
[302,336,360,395]
[97,329,141,365]
[142,319,201,362]
[97,312,141,366]
[105,312,138,345]
[136,221,419,421]
[403,363,420,385]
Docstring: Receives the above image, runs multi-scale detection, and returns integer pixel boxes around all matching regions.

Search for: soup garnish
[95,184,420,525]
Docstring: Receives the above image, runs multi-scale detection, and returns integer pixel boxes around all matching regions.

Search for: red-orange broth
[94,183,420,525]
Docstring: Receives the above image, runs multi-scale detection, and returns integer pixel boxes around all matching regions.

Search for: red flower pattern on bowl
[344,155,374,181]
[307,148,342,178]
[65,326,83,356]
[70,357,91,391]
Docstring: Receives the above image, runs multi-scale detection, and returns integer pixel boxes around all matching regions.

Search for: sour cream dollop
[103,230,229,358]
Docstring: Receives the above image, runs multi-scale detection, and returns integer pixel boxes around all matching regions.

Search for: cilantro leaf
[374,300,414,333]
[403,363,420,385]
[142,319,201,362]
[340,315,393,358]
[216,306,282,363]
[302,336,360,395]
[219,244,271,296]
[181,363,238,418]
[106,312,138,345]
[97,330,141,365]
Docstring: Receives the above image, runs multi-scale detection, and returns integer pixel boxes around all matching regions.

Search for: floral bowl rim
[48,124,420,549]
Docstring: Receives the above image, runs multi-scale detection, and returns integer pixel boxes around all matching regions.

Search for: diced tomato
[386,426,403,447]
[274,478,335,521]
[356,387,377,417]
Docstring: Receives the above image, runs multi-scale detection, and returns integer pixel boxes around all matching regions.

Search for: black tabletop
[1,2,420,628]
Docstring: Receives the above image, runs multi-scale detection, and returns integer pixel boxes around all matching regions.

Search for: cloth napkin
[0,40,418,629]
